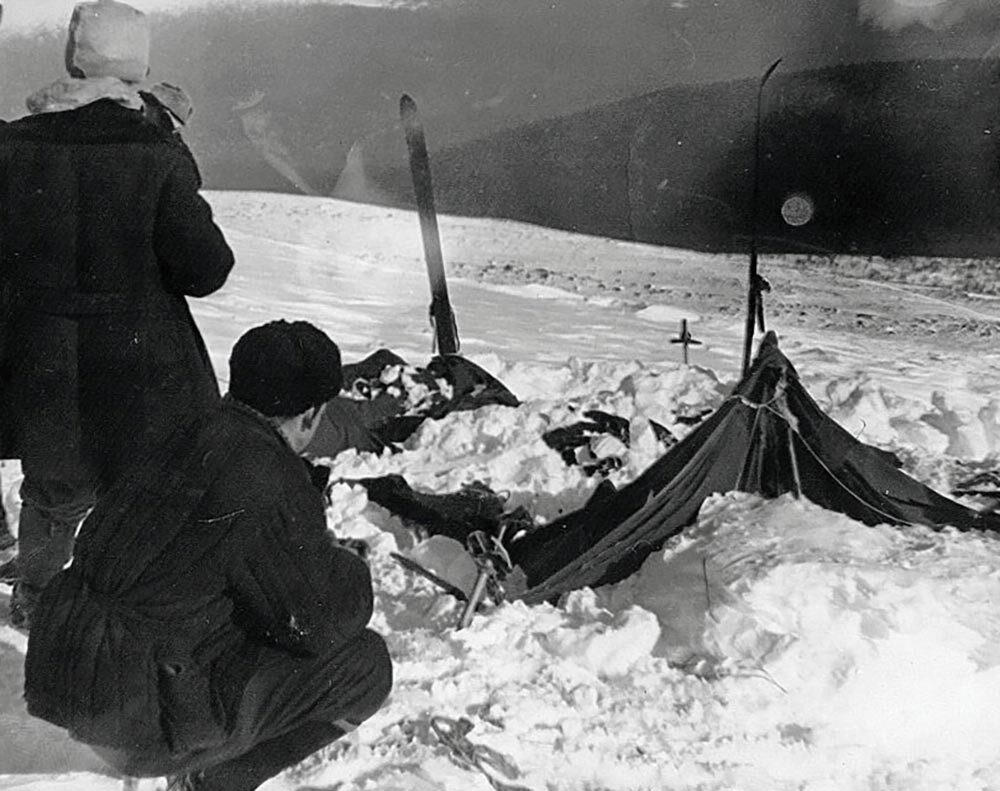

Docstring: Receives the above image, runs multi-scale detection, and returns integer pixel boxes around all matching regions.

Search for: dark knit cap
[229,320,343,418]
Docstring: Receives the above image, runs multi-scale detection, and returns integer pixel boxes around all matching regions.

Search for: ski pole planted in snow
[671,318,702,365]
[741,57,782,378]
[400,94,460,357]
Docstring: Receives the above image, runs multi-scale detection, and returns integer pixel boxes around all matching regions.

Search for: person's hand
[335,537,370,561]
[301,458,332,494]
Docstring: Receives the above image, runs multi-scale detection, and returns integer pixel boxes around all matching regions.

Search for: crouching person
[23,320,393,791]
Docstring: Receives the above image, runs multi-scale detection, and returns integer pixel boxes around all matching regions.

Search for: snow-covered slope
[1,192,999,790]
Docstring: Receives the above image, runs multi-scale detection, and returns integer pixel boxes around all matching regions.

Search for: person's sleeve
[228,502,375,657]
[153,146,235,298]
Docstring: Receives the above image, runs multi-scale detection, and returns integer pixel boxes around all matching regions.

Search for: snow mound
[823,373,1000,460]
[606,492,1000,787]
[634,304,701,325]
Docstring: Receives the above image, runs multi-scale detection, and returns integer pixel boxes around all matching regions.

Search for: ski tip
[761,57,783,83]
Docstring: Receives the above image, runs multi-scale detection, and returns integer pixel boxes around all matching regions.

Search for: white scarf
[26,76,146,116]
[25,76,194,129]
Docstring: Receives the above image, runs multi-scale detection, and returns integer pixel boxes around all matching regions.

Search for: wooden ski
[400,94,461,356]
[741,58,782,377]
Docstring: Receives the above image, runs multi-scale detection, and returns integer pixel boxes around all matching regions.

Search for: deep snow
[1,192,999,790]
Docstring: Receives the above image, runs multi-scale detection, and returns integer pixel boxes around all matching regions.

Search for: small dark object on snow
[544,409,631,454]
[674,406,714,426]
[542,408,676,476]
[952,469,1000,498]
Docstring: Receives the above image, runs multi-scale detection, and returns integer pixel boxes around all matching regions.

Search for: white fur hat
[65,1,151,83]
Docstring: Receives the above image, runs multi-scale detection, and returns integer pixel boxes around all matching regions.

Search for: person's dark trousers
[95,628,393,791]
[0,463,15,551]
[0,497,14,550]
[15,472,97,614]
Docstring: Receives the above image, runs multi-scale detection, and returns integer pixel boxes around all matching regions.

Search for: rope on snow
[429,715,534,791]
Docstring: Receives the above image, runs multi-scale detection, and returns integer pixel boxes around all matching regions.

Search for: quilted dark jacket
[0,99,233,480]
[24,399,375,756]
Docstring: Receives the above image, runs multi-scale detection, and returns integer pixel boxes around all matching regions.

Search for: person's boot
[164,772,206,791]
[0,555,17,583]
[8,582,40,632]
[0,500,15,552]
[193,721,349,791]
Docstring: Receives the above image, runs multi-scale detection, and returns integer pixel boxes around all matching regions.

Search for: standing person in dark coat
[0,0,234,628]
[24,320,393,791]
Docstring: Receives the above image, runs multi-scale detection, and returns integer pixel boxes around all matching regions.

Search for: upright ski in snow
[741,57,782,377]
[400,94,460,357]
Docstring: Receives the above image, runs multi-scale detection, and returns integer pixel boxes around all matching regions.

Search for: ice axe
[458,528,513,629]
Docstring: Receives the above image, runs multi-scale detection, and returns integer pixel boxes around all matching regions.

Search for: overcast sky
[2,0,396,33]
[4,0,209,32]
[7,0,1000,34]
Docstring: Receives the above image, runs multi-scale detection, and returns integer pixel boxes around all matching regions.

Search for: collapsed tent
[509,332,1000,604]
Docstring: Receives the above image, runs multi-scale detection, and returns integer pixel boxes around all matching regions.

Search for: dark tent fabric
[352,474,513,544]
[512,332,1000,605]
[307,349,519,458]
[425,354,520,417]
[952,469,1000,499]
[543,409,677,476]
[340,349,520,420]
[306,396,396,458]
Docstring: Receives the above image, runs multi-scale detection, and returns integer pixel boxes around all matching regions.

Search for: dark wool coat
[0,99,234,480]
[24,399,375,756]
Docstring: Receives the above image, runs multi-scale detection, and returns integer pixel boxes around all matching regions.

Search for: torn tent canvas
[512,332,1000,604]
